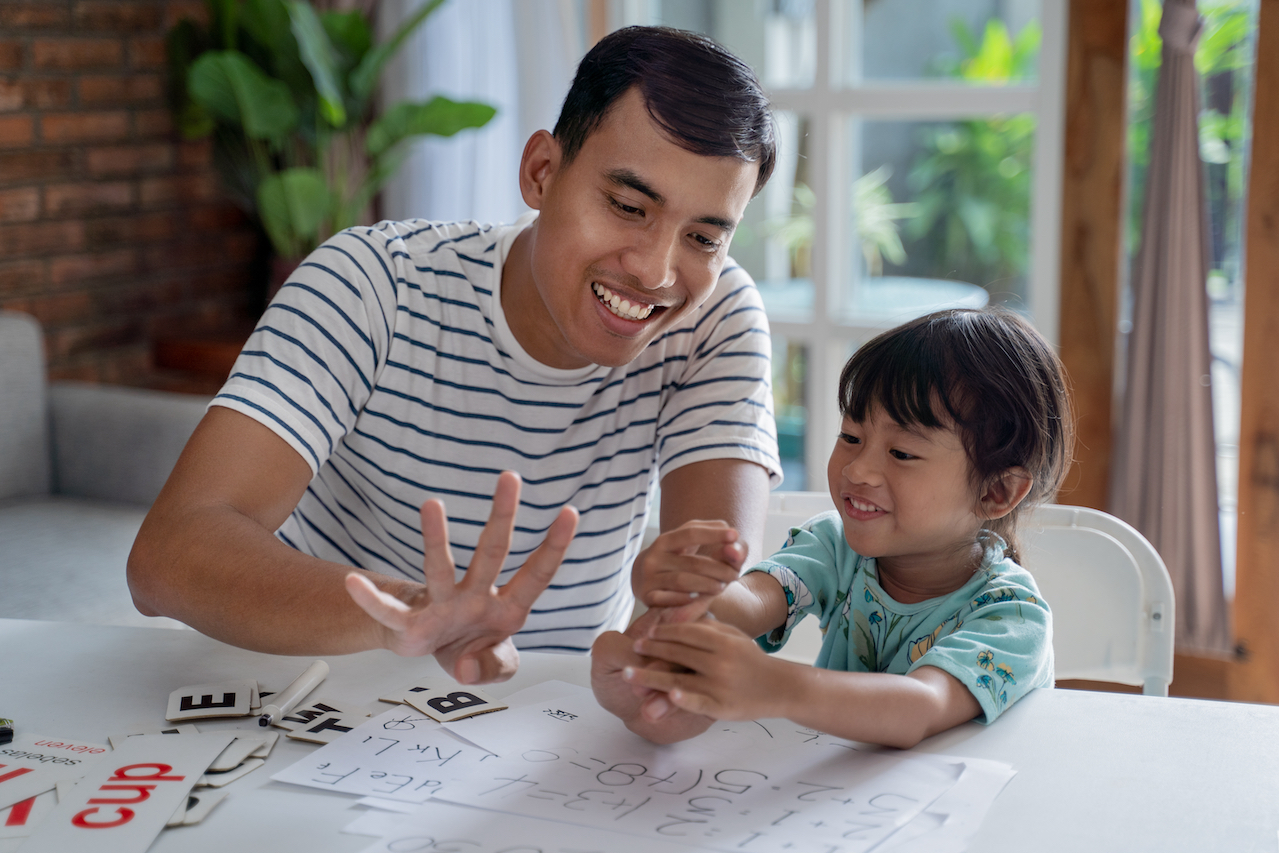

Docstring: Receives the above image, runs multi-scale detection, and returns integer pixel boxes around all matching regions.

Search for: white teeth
[592,282,654,321]
[851,499,882,513]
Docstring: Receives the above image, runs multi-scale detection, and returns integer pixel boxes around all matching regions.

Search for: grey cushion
[0,497,187,629]
[0,312,51,500]
[50,382,210,506]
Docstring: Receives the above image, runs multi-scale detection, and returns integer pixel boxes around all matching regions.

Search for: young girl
[597,307,1074,748]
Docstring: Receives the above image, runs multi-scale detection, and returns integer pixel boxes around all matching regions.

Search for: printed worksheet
[271,707,498,803]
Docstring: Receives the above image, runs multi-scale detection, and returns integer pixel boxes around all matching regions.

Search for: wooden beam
[1057,0,1129,510]
[1231,0,1279,704]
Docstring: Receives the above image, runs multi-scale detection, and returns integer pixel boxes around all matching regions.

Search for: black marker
[0,718,13,745]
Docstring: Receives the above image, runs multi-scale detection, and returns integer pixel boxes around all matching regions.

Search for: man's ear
[979,468,1033,521]
[519,130,561,211]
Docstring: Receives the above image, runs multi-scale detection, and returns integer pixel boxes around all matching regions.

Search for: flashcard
[0,790,57,839]
[19,731,234,853]
[108,724,199,749]
[285,712,366,744]
[208,734,269,772]
[377,677,459,705]
[249,731,279,759]
[402,686,507,723]
[166,679,256,721]
[196,757,264,788]
[0,733,109,810]
[273,697,369,731]
[167,788,227,826]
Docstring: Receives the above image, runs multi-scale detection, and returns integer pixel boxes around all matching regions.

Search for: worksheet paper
[271,707,498,803]
[344,800,703,853]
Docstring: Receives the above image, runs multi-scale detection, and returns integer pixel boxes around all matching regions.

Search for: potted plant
[167,0,496,293]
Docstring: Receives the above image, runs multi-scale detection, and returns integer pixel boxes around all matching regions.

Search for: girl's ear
[518,130,562,211]
[979,468,1033,520]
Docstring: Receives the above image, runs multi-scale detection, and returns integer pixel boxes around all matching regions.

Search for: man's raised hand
[345,471,578,683]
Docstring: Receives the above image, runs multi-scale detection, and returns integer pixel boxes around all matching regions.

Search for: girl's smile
[828,407,987,602]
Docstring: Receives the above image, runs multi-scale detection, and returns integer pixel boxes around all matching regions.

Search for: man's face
[506,87,759,370]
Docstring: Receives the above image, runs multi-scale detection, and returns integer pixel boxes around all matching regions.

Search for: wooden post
[1231,0,1279,704]
[1057,0,1129,510]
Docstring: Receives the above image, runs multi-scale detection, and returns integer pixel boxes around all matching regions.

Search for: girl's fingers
[633,636,717,673]
[652,521,739,554]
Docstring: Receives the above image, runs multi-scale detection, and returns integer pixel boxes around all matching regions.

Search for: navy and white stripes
[213,216,781,653]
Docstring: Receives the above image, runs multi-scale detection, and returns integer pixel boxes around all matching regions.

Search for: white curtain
[379,0,584,225]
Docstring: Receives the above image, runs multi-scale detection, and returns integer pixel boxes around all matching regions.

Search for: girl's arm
[624,617,981,749]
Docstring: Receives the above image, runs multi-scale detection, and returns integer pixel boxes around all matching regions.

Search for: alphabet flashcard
[0,790,57,840]
[195,757,264,788]
[166,680,256,721]
[108,724,199,750]
[284,712,365,744]
[272,697,369,731]
[377,676,459,705]
[166,789,227,827]
[403,686,507,723]
[0,733,109,811]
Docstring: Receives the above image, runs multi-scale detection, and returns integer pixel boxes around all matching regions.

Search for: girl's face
[827,406,986,595]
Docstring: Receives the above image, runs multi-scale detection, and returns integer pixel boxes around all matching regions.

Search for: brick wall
[0,0,263,386]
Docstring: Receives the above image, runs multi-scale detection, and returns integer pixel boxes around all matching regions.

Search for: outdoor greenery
[167,0,496,260]
[902,18,1040,295]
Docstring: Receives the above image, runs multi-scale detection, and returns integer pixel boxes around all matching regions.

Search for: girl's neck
[874,540,985,604]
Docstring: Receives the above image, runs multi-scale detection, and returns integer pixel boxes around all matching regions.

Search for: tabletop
[3,618,1278,852]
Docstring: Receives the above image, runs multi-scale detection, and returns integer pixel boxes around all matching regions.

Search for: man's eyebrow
[605,168,737,233]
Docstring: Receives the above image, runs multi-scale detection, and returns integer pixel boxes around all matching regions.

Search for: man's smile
[592,281,662,321]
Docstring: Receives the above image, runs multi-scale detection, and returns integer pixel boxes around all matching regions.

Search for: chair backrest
[1020,504,1174,696]
[0,311,51,501]
[756,495,1176,695]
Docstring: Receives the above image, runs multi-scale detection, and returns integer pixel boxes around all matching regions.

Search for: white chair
[753,495,1176,696]
[1019,504,1174,696]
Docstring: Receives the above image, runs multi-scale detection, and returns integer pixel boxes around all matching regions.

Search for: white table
[3,618,1278,852]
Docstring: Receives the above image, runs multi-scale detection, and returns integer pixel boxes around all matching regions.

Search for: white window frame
[612,0,1068,491]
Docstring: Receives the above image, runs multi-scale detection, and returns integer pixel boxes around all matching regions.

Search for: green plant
[764,167,919,280]
[904,18,1040,292]
[167,0,496,260]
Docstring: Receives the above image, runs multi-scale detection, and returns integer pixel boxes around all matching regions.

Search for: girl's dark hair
[838,308,1074,560]
[553,26,776,196]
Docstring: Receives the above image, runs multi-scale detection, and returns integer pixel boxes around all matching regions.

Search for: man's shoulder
[341,218,506,260]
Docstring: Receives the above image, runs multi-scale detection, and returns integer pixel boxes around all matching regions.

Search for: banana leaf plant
[167,0,496,260]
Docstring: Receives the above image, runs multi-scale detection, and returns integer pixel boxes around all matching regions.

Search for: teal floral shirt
[747,511,1053,724]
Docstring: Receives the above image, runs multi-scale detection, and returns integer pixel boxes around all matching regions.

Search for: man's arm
[658,458,771,566]
[128,407,576,682]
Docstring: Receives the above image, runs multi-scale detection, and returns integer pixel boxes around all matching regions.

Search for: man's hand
[590,609,715,744]
[632,520,747,609]
[345,471,578,684]
[622,617,791,722]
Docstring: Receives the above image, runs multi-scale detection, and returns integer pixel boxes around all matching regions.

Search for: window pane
[847,116,1035,313]
[771,335,809,490]
[745,110,813,321]
[852,0,1041,84]
[650,0,816,89]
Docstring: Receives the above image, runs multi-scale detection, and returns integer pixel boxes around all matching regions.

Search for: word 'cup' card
[18,731,235,853]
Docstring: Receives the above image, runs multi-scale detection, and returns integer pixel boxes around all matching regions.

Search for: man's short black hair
[553,26,776,196]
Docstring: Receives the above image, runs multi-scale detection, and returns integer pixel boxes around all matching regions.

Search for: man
[128,26,780,685]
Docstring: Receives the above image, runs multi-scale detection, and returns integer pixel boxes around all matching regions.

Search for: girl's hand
[632,520,746,609]
[622,617,793,721]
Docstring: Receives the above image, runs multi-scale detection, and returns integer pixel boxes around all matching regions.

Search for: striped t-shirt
[213,215,781,652]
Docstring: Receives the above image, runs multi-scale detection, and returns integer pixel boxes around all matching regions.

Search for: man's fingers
[651,521,739,555]
[419,500,458,599]
[455,639,520,684]
[345,572,411,632]
[466,471,522,588]
[503,504,578,609]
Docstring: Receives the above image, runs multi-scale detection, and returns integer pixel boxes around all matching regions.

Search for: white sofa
[1,311,210,628]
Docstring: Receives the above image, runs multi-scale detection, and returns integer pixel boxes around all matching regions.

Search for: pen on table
[258,660,329,727]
